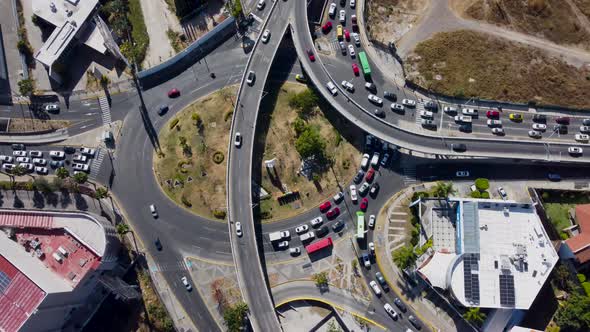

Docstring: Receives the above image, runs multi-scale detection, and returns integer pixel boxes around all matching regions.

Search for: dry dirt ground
[258,82,362,222]
[367,0,429,43]
[153,86,236,220]
[405,30,590,109]
[8,118,69,133]
[453,0,590,50]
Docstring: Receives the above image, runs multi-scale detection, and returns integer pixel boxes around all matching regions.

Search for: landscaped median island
[153,86,237,220]
[257,82,362,222]
[404,30,590,109]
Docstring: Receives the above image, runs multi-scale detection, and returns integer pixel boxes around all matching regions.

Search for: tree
[433,181,455,198]
[289,89,319,117]
[392,246,416,269]
[470,191,481,198]
[33,177,53,193]
[11,165,27,176]
[95,187,109,199]
[18,79,35,96]
[292,117,306,137]
[191,113,202,127]
[474,178,490,191]
[554,264,573,291]
[73,172,88,184]
[116,223,130,235]
[295,127,326,158]
[228,0,243,19]
[312,271,329,288]
[56,167,69,179]
[463,307,486,326]
[223,302,248,332]
[554,294,590,331]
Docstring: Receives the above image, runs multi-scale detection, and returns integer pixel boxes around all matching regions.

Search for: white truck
[269,230,290,242]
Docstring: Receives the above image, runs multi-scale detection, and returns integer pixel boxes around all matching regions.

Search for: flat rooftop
[450,200,558,309]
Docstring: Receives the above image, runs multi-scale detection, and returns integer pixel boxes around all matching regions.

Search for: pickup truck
[269,230,290,242]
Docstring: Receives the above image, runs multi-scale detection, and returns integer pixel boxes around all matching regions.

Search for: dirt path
[396,0,590,67]
[565,0,590,36]
[141,0,182,68]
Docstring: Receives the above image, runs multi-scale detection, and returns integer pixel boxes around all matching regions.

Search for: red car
[319,201,332,213]
[307,49,315,62]
[327,207,340,219]
[322,21,332,33]
[486,110,499,118]
[365,168,375,183]
[556,116,570,125]
[344,29,350,41]
[167,88,180,98]
[360,198,368,211]
[352,63,360,76]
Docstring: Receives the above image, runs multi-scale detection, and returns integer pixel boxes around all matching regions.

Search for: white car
[368,215,376,228]
[419,110,433,119]
[300,232,315,242]
[35,166,48,174]
[329,3,337,17]
[532,123,547,131]
[13,150,27,157]
[150,204,158,217]
[29,150,43,157]
[497,187,507,200]
[326,81,338,96]
[575,134,589,142]
[443,106,457,114]
[360,153,370,169]
[261,29,271,43]
[370,152,380,167]
[568,146,583,155]
[350,0,356,8]
[32,158,46,166]
[390,103,404,111]
[49,150,65,158]
[384,303,398,319]
[290,247,301,256]
[234,132,242,147]
[456,170,469,177]
[181,276,192,291]
[333,191,344,203]
[369,242,375,253]
[339,10,346,23]
[235,222,242,237]
[369,281,382,296]
[277,241,289,249]
[454,116,472,123]
[44,104,59,112]
[580,126,590,133]
[246,71,256,86]
[462,108,477,116]
[528,130,542,138]
[341,80,354,92]
[492,128,505,135]
[15,157,29,163]
[73,154,87,163]
[81,147,95,157]
[310,216,323,227]
[401,99,416,107]
[487,119,502,127]
[350,185,358,202]
[19,163,33,171]
[0,155,13,163]
[352,32,360,46]
[348,44,355,57]
[368,94,383,105]
[2,164,15,171]
[295,224,309,234]
[256,0,265,10]
[73,163,89,172]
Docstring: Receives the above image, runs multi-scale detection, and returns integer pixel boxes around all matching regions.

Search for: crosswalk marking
[98,95,111,125]
[89,148,105,180]
[400,158,417,186]
[150,260,189,273]
[415,101,426,127]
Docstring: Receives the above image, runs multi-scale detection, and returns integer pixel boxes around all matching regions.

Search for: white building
[0,210,119,332]
[418,198,558,310]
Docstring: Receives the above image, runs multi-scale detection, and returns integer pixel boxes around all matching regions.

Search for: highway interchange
[5,0,590,331]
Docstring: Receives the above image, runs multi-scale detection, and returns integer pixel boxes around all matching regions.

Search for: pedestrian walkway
[89,148,105,181]
[149,259,190,273]
[98,95,112,125]
[400,158,417,186]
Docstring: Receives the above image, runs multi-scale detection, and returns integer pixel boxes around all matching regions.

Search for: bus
[357,211,365,240]
[358,51,371,76]
[305,237,333,254]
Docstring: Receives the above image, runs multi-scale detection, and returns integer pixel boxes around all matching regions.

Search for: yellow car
[295,74,307,83]
[337,25,343,40]
[509,113,523,121]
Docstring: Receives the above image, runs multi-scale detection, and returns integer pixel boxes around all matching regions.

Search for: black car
[369,182,380,197]
[332,220,344,232]
[583,118,590,126]
[554,124,568,134]
[63,146,76,154]
[383,91,397,101]
[424,100,438,110]
[157,105,169,116]
[408,315,422,329]
[374,109,385,118]
[317,226,329,238]
[353,170,365,184]
[393,298,407,312]
[451,143,467,152]
[375,272,389,291]
[50,160,65,168]
[459,124,472,133]
[533,114,547,123]
[11,144,25,150]
[155,238,163,251]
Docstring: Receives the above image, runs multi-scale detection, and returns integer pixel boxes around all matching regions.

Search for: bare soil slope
[367,0,429,43]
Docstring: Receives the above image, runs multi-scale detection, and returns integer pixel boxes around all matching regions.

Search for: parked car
[350,185,358,202]
[532,123,547,131]
[456,170,469,177]
[326,81,338,95]
[322,21,333,33]
[44,104,60,112]
[295,224,309,234]
[408,315,422,329]
[246,71,256,86]
[360,153,370,169]
[369,281,382,296]
[15,157,29,163]
[311,216,323,227]
[575,134,590,142]
[486,110,499,118]
[29,150,43,157]
[369,182,380,197]
[352,32,360,46]
[454,116,472,123]
[528,130,542,139]
[317,226,329,237]
[0,155,13,163]
[257,0,265,10]
[497,187,508,200]
[393,298,407,312]
[370,152,380,167]
[492,128,505,135]
[424,100,438,110]
[154,238,163,251]
[32,158,46,166]
[555,116,570,125]
[328,2,337,16]
[533,114,547,123]
[360,198,368,211]
[462,108,478,116]
[300,231,315,242]
[380,153,390,166]
[341,80,354,92]
[401,99,416,107]
[365,168,375,182]
[368,94,383,105]
[11,144,25,150]
[81,147,95,157]
[319,201,332,213]
[364,82,376,92]
[359,182,370,196]
[391,103,404,112]
[384,303,398,319]
[326,207,340,219]
[443,106,457,114]
[451,143,467,152]
[290,247,301,256]
[261,29,271,43]
[2,164,15,171]
[35,167,48,174]
[362,253,371,268]
[580,126,590,133]
[568,147,583,155]
[277,241,289,249]
[487,119,502,127]
[73,163,89,172]
[49,150,65,158]
[339,41,346,54]
[353,170,365,184]
[157,105,168,115]
[375,272,388,290]
[333,191,344,203]
[50,160,65,168]
[383,91,396,101]
[332,220,344,232]
[368,214,376,228]
[234,132,242,147]
[419,110,434,119]
[509,113,523,122]
[339,9,346,22]
[352,63,360,75]
[374,108,385,117]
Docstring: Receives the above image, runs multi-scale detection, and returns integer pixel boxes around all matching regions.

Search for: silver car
[368,94,383,105]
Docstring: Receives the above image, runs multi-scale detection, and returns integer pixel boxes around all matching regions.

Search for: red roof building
[565,204,590,265]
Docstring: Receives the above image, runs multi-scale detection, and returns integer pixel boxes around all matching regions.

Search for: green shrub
[480,191,490,199]
[560,232,569,240]
[224,111,233,122]
[181,195,192,207]
[411,191,430,202]
[583,282,590,296]
[292,117,306,137]
[212,151,224,164]
[260,211,272,219]
[474,178,489,191]
[213,209,226,219]
[578,273,587,283]
[127,0,149,65]
[470,191,481,198]
[541,191,550,200]
[169,118,179,129]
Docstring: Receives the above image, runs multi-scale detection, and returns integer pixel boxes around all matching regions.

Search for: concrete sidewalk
[0,128,68,144]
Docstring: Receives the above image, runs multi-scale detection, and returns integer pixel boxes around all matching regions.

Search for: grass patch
[259,82,361,222]
[128,0,150,66]
[405,30,590,109]
[167,28,185,53]
[544,203,574,232]
[154,86,237,220]
[464,0,590,49]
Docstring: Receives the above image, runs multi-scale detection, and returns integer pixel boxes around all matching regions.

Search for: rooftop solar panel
[499,274,515,306]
